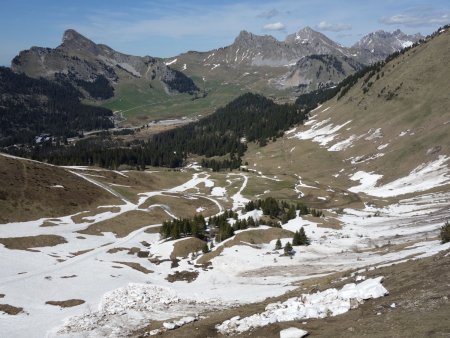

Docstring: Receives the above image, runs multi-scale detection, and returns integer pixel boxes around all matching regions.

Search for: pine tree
[298,227,310,245]
[284,241,293,255]
[292,231,301,246]
[275,238,282,250]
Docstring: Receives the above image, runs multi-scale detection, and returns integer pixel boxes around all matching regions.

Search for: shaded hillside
[0,67,114,147]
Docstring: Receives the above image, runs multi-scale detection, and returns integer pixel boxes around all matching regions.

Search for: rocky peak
[60,29,100,55]
[353,29,423,52]
[233,30,278,48]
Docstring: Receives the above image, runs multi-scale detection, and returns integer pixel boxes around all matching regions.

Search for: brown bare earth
[45,299,85,308]
[78,209,169,237]
[170,237,207,259]
[133,249,450,338]
[113,261,153,274]
[166,270,199,283]
[197,228,294,264]
[0,304,23,315]
[0,155,120,223]
[0,235,67,250]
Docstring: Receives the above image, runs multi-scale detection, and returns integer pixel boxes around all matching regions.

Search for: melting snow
[216,277,388,335]
[328,135,356,151]
[292,120,352,146]
[349,156,450,197]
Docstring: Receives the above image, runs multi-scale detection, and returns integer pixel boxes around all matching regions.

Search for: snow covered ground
[217,277,388,335]
[1,165,450,337]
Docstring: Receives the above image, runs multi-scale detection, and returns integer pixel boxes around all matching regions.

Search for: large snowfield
[1,150,450,337]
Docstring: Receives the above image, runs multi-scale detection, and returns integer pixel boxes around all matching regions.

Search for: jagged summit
[233,30,279,47]
[59,29,101,55]
[353,29,423,53]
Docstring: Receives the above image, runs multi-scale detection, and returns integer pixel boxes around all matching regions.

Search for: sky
[0,0,449,65]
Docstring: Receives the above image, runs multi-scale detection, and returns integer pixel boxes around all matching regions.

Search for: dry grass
[113,261,153,274]
[45,299,85,308]
[0,235,67,250]
[0,304,23,315]
[78,209,169,237]
[0,155,120,223]
[141,193,220,219]
[170,237,207,260]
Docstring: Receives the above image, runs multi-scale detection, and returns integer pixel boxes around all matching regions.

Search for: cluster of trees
[201,155,242,172]
[244,197,323,221]
[163,68,199,94]
[0,67,114,147]
[159,214,207,240]
[274,227,310,255]
[74,75,114,100]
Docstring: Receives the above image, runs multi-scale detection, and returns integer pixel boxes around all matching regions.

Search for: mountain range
[11,27,422,103]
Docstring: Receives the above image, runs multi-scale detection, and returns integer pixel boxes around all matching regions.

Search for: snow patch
[292,120,352,147]
[280,327,308,338]
[349,156,450,197]
[165,58,177,66]
[328,135,356,151]
[216,277,388,335]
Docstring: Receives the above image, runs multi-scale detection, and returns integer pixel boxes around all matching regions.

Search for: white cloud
[316,21,352,32]
[263,22,286,31]
[380,11,449,27]
[257,9,279,19]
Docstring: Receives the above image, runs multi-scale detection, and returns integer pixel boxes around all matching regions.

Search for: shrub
[440,221,450,244]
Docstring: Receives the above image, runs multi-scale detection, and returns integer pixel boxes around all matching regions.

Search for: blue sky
[0,0,449,65]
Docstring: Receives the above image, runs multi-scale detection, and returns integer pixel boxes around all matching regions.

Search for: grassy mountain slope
[243,27,450,203]
[0,155,121,223]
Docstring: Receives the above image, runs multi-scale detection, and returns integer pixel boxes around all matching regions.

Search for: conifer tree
[284,241,293,255]
[275,238,282,250]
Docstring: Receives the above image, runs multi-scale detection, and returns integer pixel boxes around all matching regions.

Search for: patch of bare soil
[45,299,85,308]
[0,235,67,250]
[78,209,168,237]
[133,249,450,338]
[197,228,294,264]
[113,261,153,274]
[171,237,207,260]
[70,248,94,256]
[166,270,199,283]
[0,304,23,315]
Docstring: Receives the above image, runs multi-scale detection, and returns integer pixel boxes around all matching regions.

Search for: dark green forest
[0,67,113,146]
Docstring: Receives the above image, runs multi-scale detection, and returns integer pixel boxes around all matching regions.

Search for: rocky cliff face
[11,29,199,97]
